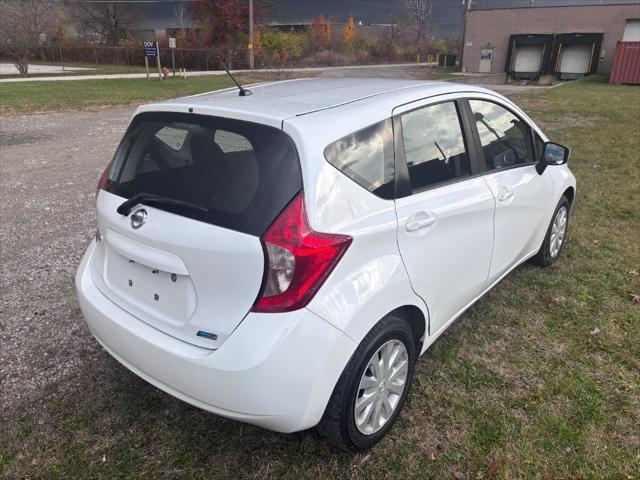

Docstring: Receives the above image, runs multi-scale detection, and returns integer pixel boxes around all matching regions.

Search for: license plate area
[104,249,197,327]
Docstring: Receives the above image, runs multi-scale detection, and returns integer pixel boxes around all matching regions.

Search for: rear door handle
[405,211,436,232]
[497,186,515,202]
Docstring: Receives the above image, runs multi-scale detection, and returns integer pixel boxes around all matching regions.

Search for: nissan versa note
[76,78,576,451]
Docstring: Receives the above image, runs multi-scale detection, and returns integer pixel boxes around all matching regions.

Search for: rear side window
[324,119,395,200]
[104,112,301,236]
[469,100,534,170]
[400,101,471,192]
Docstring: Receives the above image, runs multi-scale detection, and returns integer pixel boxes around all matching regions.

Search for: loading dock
[505,34,554,80]
[551,33,603,80]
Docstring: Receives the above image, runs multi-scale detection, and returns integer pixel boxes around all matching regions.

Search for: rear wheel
[531,196,571,267]
[317,314,416,452]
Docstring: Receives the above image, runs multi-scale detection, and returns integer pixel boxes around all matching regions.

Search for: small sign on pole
[143,41,162,80]
[169,37,177,77]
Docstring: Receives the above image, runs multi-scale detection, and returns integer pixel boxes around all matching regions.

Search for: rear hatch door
[91,111,301,348]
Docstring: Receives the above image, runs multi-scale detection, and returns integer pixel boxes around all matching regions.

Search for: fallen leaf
[454,472,465,480]
[631,294,640,304]
[591,239,600,245]
[590,327,601,335]
[547,294,566,305]
[31,458,40,466]
[628,269,638,277]
[487,459,500,478]
[543,473,553,480]
[429,452,437,461]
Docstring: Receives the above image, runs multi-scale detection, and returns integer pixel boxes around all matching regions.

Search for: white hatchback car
[77,78,576,451]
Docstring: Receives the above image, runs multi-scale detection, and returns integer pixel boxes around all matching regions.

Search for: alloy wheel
[550,206,568,258]
[354,339,409,435]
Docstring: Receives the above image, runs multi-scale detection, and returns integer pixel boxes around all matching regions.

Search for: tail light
[252,192,352,313]
[96,164,110,194]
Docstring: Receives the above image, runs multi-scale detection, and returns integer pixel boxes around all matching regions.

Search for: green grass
[0,76,234,115]
[0,66,461,115]
[1,76,639,479]
[0,72,309,115]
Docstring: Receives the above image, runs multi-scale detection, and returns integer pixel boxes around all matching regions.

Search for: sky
[116,0,640,38]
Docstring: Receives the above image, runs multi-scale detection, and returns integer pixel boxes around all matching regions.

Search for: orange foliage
[341,15,357,48]
[311,15,332,49]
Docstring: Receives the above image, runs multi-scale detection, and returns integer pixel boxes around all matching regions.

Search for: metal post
[459,0,470,72]
[172,48,176,76]
[248,0,255,69]
[59,46,65,73]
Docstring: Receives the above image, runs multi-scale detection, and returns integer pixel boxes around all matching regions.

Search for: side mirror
[537,142,570,174]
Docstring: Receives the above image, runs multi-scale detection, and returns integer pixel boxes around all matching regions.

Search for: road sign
[168,37,177,49]
[144,41,158,57]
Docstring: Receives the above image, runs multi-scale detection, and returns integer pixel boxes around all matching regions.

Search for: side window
[534,133,545,162]
[214,129,253,153]
[469,100,535,170]
[400,101,471,192]
[155,126,188,151]
[324,118,395,200]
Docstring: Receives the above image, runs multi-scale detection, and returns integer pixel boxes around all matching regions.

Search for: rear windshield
[103,112,302,236]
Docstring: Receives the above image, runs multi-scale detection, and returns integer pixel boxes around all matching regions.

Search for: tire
[530,196,571,267]
[317,313,417,452]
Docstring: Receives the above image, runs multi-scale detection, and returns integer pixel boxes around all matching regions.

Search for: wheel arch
[388,305,427,353]
[562,186,575,207]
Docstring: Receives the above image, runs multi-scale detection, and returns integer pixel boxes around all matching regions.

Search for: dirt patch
[537,114,602,131]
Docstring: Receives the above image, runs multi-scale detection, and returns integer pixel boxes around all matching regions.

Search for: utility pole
[248,0,255,69]
[459,0,471,72]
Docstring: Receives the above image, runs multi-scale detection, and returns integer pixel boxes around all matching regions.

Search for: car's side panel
[298,164,431,345]
[460,93,574,276]
[394,178,495,334]
[483,166,555,280]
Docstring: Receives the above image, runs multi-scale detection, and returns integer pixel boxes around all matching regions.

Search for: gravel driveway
[0,108,132,415]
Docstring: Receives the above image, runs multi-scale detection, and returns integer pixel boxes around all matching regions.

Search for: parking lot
[1,77,638,479]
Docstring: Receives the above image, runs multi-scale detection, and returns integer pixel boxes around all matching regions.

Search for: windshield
[103,112,302,236]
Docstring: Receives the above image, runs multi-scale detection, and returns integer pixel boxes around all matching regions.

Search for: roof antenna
[221,62,252,97]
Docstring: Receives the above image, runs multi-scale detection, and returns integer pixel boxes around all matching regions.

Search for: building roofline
[471,2,640,12]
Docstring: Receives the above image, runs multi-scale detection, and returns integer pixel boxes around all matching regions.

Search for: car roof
[135,77,500,128]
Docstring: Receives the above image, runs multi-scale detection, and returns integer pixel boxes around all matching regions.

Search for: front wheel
[317,314,417,452]
[531,196,571,267]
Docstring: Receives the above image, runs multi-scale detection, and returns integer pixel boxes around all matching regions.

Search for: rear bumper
[76,240,357,433]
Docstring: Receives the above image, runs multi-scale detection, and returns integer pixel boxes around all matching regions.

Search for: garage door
[560,45,592,74]
[623,19,640,42]
[514,45,543,72]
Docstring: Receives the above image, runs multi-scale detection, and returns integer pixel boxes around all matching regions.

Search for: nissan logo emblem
[130,208,147,229]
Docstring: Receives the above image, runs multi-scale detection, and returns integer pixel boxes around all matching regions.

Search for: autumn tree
[0,0,64,75]
[195,0,271,47]
[310,15,332,49]
[341,15,357,50]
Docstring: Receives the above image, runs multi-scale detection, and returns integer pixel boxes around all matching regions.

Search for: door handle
[497,186,515,202]
[405,211,436,232]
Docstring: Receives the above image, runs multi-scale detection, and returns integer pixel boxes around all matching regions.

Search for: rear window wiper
[117,192,211,216]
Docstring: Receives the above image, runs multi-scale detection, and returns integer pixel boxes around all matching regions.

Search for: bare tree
[405,0,433,43]
[0,0,62,75]
[72,1,133,46]
[175,0,187,31]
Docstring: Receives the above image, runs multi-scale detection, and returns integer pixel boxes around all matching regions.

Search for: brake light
[96,165,109,194]
[252,192,352,313]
